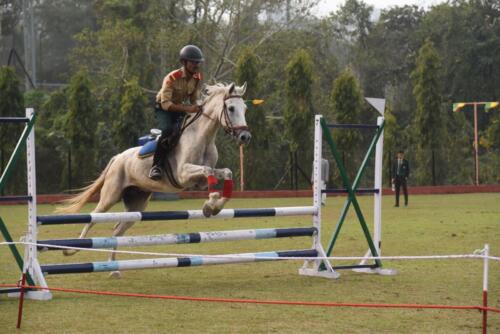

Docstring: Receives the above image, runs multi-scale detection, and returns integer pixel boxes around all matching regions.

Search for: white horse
[58,82,251,276]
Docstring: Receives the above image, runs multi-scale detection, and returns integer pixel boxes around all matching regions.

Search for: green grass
[1,193,499,333]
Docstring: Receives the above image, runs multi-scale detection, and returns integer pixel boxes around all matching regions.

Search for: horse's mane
[201,83,228,105]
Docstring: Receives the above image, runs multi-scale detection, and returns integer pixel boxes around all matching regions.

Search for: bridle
[219,94,249,137]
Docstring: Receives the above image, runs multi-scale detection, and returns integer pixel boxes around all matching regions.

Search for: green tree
[114,77,148,150]
[383,104,398,186]
[0,66,24,118]
[411,38,444,185]
[35,89,68,193]
[329,68,363,182]
[0,66,24,194]
[284,49,314,189]
[234,46,270,189]
[64,70,97,187]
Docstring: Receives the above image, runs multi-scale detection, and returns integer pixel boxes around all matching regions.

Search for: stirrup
[149,166,163,180]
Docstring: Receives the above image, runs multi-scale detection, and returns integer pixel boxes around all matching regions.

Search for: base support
[299,267,340,279]
[8,291,52,300]
[352,267,398,275]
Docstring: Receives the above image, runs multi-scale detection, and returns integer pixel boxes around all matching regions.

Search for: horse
[57,82,251,277]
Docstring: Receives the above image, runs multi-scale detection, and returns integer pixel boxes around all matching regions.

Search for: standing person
[391,150,410,207]
[149,45,204,180]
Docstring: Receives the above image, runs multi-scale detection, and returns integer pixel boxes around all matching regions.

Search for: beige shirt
[156,67,202,110]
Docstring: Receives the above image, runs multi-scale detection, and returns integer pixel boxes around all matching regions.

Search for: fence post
[482,244,489,334]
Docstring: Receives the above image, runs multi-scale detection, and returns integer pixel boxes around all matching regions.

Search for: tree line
[0,0,499,195]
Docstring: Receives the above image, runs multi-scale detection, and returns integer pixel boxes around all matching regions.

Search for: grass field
[1,193,499,333]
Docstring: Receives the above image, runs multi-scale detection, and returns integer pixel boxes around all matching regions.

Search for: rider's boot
[149,139,168,181]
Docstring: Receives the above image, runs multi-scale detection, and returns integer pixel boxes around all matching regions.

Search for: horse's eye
[228,106,235,112]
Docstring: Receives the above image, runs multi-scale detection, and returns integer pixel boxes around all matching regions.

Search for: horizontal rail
[0,117,30,123]
[0,195,32,203]
[333,264,379,270]
[326,124,379,129]
[40,249,318,275]
[322,188,379,194]
[37,206,317,225]
[38,227,317,251]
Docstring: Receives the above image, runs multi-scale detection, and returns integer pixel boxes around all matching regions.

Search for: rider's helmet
[179,45,204,63]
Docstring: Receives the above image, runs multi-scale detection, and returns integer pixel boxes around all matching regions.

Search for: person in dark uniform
[391,150,410,207]
[149,45,204,180]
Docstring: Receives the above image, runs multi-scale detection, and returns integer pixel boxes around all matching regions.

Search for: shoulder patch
[166,69,183,86]
[172,69,184,79]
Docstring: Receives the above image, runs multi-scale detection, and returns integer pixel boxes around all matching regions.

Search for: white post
[354,116,396,276]
[482,244,489,334]
[299,115,339,279]
[10,109,51,300]
[373,116,384,256]
[312,115,322,253]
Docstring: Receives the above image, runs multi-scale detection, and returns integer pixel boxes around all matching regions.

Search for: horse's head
[221,82,251,145]
[202,82,251,145]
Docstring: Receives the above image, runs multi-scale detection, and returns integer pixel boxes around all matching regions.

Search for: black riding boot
[149,137,169,180]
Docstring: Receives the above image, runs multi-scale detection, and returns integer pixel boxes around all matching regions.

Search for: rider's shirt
[156,67,202,111]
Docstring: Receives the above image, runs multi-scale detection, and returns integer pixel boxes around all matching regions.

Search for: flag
[484,102,499,112]
[453,102,466,112]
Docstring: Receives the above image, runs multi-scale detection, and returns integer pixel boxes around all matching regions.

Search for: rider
[149,45,204,180]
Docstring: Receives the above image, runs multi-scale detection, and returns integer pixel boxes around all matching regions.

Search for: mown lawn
[1,193,499,333]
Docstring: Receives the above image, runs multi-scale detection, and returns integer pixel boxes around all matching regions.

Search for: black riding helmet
[179,45,204,63]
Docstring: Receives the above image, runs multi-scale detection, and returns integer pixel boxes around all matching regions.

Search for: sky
[314,0,447,16]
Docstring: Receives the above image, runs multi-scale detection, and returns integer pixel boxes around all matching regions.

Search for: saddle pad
[138,140,157,158]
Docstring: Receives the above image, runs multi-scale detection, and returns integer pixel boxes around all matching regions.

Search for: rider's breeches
[152,106,184,168]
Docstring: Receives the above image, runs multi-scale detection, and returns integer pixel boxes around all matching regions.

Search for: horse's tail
[55,157,117,214]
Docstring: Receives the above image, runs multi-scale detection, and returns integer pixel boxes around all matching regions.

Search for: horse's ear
[239,82,247,96]
[228,83,235,95]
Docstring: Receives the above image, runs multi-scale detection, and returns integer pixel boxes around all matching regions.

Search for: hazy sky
[314,0,446,16]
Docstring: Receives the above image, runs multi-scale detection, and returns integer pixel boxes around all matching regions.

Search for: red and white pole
[482,244,489,334]
[239,145,245,191]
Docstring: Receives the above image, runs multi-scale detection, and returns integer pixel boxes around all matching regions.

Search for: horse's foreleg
[211,168,233,215]
[178,163,232,217]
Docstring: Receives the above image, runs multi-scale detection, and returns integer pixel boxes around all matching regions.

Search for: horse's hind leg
[63,180,124,256]
[109,187,151,278]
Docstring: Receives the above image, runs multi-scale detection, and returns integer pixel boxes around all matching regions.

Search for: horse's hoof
[202,205,213,217]
[63,249,77,256]
[209,192,221,200]
[212,208,221,216]
[109,271,122,279]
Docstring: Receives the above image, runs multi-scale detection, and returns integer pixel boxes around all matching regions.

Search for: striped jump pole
[37,227,317,251]
[41,249,318,275]
[37,206,317,225]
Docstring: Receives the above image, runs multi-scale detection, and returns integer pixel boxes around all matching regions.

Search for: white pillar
[299,115,339,279]
[373,116,384,256]
[16,109,51,300]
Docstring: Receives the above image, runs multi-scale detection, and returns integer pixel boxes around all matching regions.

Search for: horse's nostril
[239,132,251,144]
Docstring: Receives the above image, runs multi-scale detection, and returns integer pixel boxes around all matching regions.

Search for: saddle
[137,128,182,159]
[137,129,162,159]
